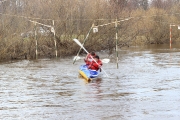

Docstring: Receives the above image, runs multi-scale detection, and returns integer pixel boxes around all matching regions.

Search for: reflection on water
[0,44,180,120]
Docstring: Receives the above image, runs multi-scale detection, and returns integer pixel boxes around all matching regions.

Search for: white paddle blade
[73,56,81,61]
[102,59,110,63]
[73,39,83,48]
[73,38,89,54]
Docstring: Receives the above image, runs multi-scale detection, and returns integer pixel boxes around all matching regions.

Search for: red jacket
[88,59,102,71]
[84,53,96,65]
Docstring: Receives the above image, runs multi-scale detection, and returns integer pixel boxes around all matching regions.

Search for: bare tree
[139,0,149,10]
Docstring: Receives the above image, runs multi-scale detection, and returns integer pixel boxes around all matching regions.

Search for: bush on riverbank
[0,0,180,61]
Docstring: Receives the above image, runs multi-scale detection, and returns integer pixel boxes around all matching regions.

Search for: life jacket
[88,59,102,71]
[84,53,96,65]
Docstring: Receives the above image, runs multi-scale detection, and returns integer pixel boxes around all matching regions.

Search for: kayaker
[88,55,102,71]
[84,51,96,65]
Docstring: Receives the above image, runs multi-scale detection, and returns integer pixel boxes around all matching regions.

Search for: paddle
[101,58,110,63]
[73,56,81,61]
[73,39,109,77]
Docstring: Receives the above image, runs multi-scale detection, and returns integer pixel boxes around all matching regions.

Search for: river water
[0,44,180,120]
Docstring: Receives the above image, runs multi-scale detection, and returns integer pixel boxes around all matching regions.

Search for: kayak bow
[79,65,99,82]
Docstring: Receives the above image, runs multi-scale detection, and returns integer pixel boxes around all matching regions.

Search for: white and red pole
[170,24,172,49]
[170,24,177,49]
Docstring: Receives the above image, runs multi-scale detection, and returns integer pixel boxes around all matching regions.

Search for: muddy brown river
[0,44,180,120]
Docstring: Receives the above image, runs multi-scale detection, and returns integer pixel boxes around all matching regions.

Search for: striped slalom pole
[170,24,176,49]
[73,24,94,64]
[170,24,172,49]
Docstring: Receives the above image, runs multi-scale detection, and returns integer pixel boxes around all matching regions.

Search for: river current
[0,44,180,120]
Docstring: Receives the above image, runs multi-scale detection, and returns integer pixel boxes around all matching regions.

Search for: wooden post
[34,22,38,59]
[52,20,57,58]
[115,19,119,69]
